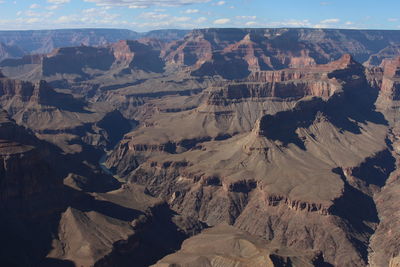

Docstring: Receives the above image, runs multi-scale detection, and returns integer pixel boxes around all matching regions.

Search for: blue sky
[0,0,399,31]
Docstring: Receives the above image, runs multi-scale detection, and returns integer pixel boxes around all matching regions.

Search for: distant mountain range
[0,28,190,61]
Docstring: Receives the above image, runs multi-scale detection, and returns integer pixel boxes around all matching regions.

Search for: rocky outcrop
[365,44,400,67]
[367,127,400,267]
[106,54,392,266]
[112,40,165,73]
[0,110,62,204]
[0,28,140,61]
[0,54,43,67]
[159,28,400,79]
[0,76,85,109]
[3,27,400,267]
[106,54,364,168]
[380,57,400,100]
[0,42,24,61]
[46,184,205,267]
[43,46,116,76]
[0,28,189,62]
[152,224,326,267]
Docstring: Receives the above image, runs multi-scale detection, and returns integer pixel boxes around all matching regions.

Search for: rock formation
[1,28,400,267]
[105,55,393,266]
[152,224,326,267]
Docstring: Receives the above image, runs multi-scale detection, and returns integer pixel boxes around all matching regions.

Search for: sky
[0,0,400,31]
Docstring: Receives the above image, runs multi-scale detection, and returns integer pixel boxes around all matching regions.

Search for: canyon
[1,28,400,267]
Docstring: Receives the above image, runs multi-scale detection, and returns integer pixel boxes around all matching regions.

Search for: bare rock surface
[2,28,400,267]
[106,55,393,266]
[152,224,325,267]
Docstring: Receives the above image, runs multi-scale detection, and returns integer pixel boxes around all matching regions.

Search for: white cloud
[84,0,211,9]
[47,0,70,3]
[25,18,42,24]
[388,18,398,22]
[25,10,54,18]
[266,19,311,28]
[320,18,340,24]
[196,17,207,23]
[213,18,230,25]
[236,16,257,20]
[55,15,75,23]
[128,5,148,8]
[184,9,199,14]
[314,18,340,28]
[213,1,225,6]
[245,21,257,26]
[46,5,60,10]
[139,12,169,20]
[30,4,40,9]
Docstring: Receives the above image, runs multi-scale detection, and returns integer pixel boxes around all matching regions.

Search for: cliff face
[105,55,392,266]
[366,57,400,267]
[152,224,326,267]
[0,29,190,63]
[0,109,204,267]
[378,57,400,101]
[3,28,400,267]
[0,42,24,61]
[106,54,362,172]
[0,110,62,204]
[0,74,132,157]
[112,40,165,73]
[161,28,400,79]
[0,29,140,61]
[4,28,400,85]
[43,46,116,76]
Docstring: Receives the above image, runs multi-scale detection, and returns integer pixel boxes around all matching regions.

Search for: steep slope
[0,28,190,62]
[0,42,24,61]
[0,108,205,267]
[163,28,400,79]
[2,28,400,267]
[0,110,63,204]
[367,57,400,267]
[0,28,140,60]
[0,73,131,158]
[48,184,205,267]
[152,224,326,267]
[106,55,393,266]
[105,54,360,172]
[0,109,69,267]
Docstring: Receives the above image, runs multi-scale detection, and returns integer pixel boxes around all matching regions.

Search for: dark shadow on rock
[0,194,69,267]
[330,167,388,263]
[70,194,144,222]
[94,203,207,267]
[42,46,115,76]
[350,149,396,187]
[258,67,388,150]
[128,42,165,73]
[39,258,76,267]
[192,52,250,80]
[43,94,91,114]
[96,110,134,150]
[331,168,379,230]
